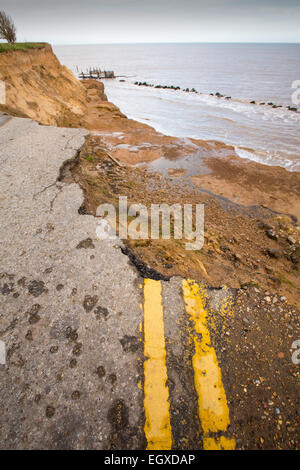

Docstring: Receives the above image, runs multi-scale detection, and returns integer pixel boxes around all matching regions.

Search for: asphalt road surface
[0,117,299,450]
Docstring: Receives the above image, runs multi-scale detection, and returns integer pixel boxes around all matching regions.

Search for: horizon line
[51,41,300,46]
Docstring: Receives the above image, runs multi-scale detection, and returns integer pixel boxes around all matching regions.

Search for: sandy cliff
[0,44,88,126]
[0,44,128,127]
[0,45,299,306]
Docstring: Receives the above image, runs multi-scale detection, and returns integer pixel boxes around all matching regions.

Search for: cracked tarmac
[0,116,299,450]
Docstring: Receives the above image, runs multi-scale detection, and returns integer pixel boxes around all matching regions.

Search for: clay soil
[68,125,300,309]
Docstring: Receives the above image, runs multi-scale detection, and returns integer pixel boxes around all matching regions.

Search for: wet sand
[70,128,300,308]
[80,81,300,224]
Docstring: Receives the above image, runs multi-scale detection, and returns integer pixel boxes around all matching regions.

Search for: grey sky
[1,0,300,44]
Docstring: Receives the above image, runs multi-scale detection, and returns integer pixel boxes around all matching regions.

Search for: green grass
[276,272,296,288]
[85,155,95,162]
[0,42,47,53]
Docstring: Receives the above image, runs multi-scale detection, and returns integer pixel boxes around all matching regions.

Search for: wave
[103,79,300,172]
[234,146,300,172]
[130,81,300,120]
[110,80,300,129]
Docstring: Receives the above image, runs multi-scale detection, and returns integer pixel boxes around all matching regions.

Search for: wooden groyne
[78,68,115,79]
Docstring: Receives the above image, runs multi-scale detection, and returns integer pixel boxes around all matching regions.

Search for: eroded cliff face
[0,44,88,126]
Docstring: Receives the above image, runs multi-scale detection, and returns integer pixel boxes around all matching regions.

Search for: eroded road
[0,117,299,450]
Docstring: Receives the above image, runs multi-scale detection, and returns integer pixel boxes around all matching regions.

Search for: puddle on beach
[136,148,272,216]
[137,150,212,178]
[115,142,153,152]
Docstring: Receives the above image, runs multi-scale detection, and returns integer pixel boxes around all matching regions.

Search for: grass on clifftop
[0,42,47,53]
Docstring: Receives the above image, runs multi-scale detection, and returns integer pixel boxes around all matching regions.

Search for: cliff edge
[0,44,88,126]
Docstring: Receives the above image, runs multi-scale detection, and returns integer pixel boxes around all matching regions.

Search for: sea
[54,43,300,172]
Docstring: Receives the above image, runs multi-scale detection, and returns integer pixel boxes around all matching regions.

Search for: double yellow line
[142,278,235,450]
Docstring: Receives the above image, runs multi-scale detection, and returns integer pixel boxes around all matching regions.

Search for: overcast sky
[1,0,300,44]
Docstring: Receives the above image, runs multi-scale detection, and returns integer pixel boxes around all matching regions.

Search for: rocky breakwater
[133,81,298,112]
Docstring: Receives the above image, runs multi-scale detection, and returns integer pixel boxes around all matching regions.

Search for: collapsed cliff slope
[0,43,128,127]
[0,43,88,126]
[0,44,299,307]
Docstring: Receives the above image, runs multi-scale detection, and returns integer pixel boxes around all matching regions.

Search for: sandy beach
[61,79,299,307]
[1,46,299,305]
[0,44,299,450]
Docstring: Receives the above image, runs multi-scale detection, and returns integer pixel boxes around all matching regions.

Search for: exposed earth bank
[0,45,299,450]
[69,79,300,308]
[0,44,299,307]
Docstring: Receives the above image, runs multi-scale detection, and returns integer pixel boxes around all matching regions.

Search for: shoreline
[0,45,299,303]
[0,44,299,450]
[70,81,300,307]
[80,79,300,222]
[100,77,300,173]
[131,79,299,113]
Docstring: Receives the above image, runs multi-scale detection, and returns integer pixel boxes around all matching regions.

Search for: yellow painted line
[143,278,172,450]
[182,279,235,450]
[204,436,236,450]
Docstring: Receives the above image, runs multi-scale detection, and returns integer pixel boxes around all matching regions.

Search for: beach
[0,45,299,304]
[0,43,299,450]
[66,78,300,307]
[54,43,300,171]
